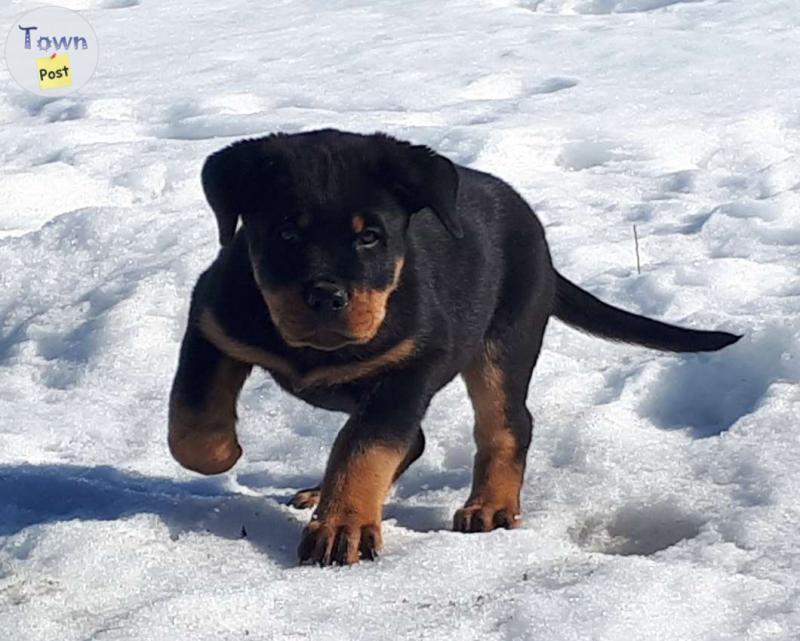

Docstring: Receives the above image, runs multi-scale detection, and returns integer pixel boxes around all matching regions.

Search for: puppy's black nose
[304,281,350,313]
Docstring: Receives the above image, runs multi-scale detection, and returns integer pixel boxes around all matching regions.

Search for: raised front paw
[297,514,382,566]
[453,501,521,533]
[288,486,321,510]
[168,430,242,475]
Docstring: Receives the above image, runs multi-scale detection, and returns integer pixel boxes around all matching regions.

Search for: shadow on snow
[0,464,303,566]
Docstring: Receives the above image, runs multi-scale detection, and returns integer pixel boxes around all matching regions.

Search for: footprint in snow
[639,329,798,438]
[521,0,705,14]
[11,95,87,122]
[53,0,139,7]
[458,73,524,101]
[571,501,705,556]
[150,97,268,141]
[556,140,620,171]
[529,77,578,95]
[95,0,141,7]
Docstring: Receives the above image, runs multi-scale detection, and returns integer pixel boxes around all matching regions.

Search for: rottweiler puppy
[168,129,739,566]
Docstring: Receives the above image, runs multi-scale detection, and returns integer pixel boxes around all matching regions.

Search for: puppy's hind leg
[288,486,321,509]
[454,314,548,533]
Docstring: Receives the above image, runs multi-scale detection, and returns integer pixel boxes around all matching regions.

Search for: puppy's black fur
[168,129,739,566]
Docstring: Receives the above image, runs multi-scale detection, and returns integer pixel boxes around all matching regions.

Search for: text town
[18,25,89,52]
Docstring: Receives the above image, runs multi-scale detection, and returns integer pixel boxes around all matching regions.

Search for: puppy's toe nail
[359,525,382,561]
[453,509,471,532]
[494,509,512,529]
[297,530,316,564]
[332,527,359,566]
[472,512,489,533]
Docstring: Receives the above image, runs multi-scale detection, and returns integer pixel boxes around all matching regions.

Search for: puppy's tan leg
[168,321,252,475]
[298,431,407,565]
[454,341,528,532]
[288,429,423,511]
[297,369,431,566]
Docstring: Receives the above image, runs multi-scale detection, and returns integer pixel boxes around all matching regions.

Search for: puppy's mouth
[280,328,364,351]
[258,286,372,352]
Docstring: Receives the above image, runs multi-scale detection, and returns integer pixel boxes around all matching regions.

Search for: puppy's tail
[553,272,741,353]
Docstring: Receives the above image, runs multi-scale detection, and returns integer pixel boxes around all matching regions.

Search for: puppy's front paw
[297,514,382,566]
[453,502,521,533]
[288,486,321,509]
[168,430,242,475]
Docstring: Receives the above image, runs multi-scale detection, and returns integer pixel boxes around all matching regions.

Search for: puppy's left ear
[379,138,462,239]
[201,139,260,247]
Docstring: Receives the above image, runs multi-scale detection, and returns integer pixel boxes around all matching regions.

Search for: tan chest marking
[198,309,416,391]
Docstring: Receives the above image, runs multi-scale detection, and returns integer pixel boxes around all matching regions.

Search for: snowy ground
[1,0,799,639]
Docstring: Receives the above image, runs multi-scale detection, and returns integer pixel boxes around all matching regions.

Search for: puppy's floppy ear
[201,139,261,247]
[378,137,462,239]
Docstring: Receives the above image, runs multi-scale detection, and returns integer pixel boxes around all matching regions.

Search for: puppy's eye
[278,224,299,242]
[356,229,381,249]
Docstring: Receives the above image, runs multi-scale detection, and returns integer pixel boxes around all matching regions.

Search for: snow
[1,0,799,639]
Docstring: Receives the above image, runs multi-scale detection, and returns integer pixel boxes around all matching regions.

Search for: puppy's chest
[199,309,415,397]
[268,370,361,413]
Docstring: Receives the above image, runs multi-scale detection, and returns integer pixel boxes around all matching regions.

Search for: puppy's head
[201,129,460,351]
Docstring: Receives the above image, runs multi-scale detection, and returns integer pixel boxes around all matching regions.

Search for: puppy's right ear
[201,139,260,247]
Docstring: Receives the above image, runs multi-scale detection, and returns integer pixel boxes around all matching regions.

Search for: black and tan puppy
[168,129,739,566]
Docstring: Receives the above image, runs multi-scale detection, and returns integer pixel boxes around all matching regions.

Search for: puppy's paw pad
[288,487,321,510]
[453,504,521,533]
[297,517,382,566]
